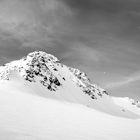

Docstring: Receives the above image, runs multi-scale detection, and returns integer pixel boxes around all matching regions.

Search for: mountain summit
[0,51,139,117]
[0,51,108,99]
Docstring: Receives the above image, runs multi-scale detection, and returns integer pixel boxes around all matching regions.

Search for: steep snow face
[69,67,108,99]
[0,51,108,99]
[0,51,139,118]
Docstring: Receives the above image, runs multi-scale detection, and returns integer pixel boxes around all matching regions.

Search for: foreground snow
[0,81,140,140]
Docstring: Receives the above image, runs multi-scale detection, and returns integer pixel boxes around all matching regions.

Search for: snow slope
[0,51,140,140]
[0,81,140,140]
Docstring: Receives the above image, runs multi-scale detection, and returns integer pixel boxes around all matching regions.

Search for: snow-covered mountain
[0,51,140,140]
[0,51,108,99]
[0,51,139,117]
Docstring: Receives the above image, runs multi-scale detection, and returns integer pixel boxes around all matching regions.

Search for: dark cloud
[63,0,140,14]
[0,37,36,64]
[62,0,140,41]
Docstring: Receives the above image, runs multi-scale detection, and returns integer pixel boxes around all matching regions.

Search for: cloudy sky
[0,0,140,99]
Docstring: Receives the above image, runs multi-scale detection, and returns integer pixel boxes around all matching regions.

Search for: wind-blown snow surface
[0,51,140,140]
[0,81,140,140]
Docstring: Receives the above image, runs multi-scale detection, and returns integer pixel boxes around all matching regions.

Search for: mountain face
[0,51,108,99]
[0,51,139,117]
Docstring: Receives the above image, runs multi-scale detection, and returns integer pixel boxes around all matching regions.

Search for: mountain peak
[0,51,108,98]
[26,51,59,63]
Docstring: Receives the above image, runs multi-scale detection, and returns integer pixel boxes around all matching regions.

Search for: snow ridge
[69,67,108,99]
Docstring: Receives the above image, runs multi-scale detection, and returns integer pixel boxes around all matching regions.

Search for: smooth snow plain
[0,78,140,140]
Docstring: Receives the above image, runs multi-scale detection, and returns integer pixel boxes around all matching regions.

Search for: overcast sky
[0,0,140,99]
